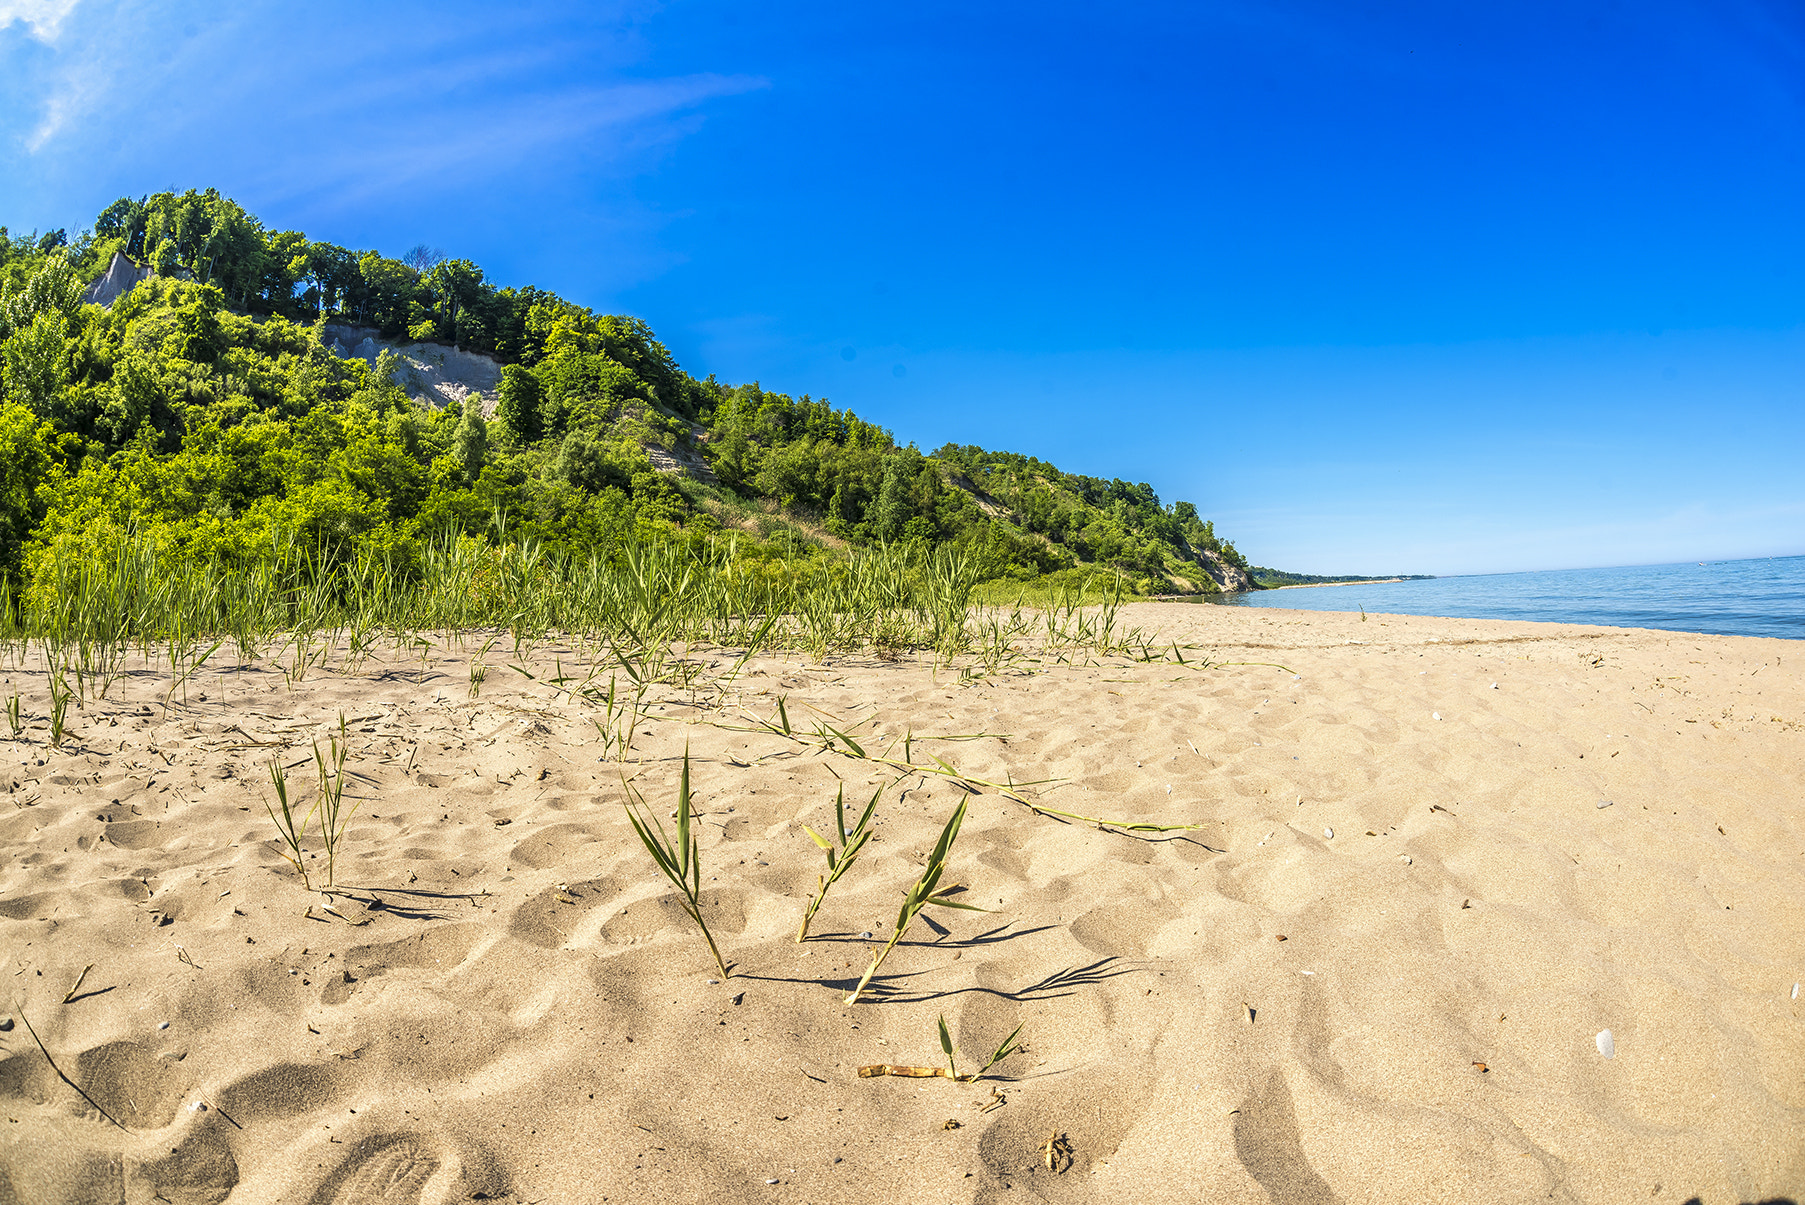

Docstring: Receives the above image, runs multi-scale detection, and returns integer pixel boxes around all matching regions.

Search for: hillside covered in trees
[0,189,1255,599]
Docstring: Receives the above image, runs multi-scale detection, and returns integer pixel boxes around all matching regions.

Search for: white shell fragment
[1399,854,1413,865]
[1793,983,1800,1000]
[1323,827,1334,839]
[1490,682,1498,689]
[1432,712,1441,721]
[1596,1030,1616,1059]
[1597,800,1614,809]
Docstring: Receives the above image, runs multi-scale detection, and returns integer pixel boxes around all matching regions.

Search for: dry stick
[860,1017,1024,1082]
[60,964,93,1004]
[16,1007,128,1130]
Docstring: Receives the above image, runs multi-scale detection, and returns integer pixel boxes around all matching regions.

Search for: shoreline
[1256,577,1412,589]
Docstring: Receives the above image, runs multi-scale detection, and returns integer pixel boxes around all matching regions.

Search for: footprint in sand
[304,1132,505,1205]
[309,1135,439,1205]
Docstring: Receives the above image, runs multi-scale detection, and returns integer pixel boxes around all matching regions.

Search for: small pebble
[189,1101,209,1113]
[157,1021,169,1030]
[0,1017,11,1033]
[706,979,720,985]
[765,1178,779,1185]
[1490,682,1498,689]
[1596,1029,1616,1059]
[859,931,873,940]
[1597,800,1613,810]
[1399,854,1413,865]
[1793,983,1799,1001]
[1432,712,1441,721]
[1323,827,1334,839]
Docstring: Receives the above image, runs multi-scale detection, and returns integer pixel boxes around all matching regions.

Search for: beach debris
[1490,682,1498,689]
[1323,827,1333,839]
[1275,934,1287,941]
[1432,712,1441,721]
[943,1118,962,1130]
[1040,1132,1074,1173]
[1399,855,1413,865]
[1596,1030,1616,1059]
[1597,800,1614,809]
[1473,1062,1489,1073]
[1793,983,1799,1001]
[859,1064,951,1079]
[980,1088,1007,1113]
[61,964,94,1003]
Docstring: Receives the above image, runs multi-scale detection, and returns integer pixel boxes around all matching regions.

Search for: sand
[2,603,1801,1204]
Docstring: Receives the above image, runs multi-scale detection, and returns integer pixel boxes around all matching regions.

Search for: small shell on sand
[1596,1030,1616,1059]
[1323,827,1334,839]
[1598,800,1614,809]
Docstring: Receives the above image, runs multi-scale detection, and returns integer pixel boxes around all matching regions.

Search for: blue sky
[2,0,1800,574]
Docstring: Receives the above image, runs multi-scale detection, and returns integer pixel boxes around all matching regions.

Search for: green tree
[0,401,55,584]
[453,399,488,483]
[495,364,543,443]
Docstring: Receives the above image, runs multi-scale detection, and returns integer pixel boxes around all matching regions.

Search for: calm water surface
[1204,556,1805,640]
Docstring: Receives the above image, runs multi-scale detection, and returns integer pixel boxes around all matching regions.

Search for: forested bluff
[0,188,1258,600]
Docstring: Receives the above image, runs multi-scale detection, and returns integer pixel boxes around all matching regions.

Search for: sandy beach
[2,602,1801,1204]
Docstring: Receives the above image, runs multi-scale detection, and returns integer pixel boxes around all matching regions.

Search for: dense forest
[0,189,1256,602]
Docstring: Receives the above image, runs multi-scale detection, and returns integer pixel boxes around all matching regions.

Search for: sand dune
[2,603,1801,1204]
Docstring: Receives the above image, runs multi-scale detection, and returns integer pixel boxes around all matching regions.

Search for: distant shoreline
[1262,578,1411,590]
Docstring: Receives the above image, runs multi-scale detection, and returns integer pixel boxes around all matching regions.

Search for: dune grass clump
[264,759,317,891]
[312,715,356,887]
[846,796,985,1005]
[261,714,357,890]
[623,750,730,979]
[797,782,883,942]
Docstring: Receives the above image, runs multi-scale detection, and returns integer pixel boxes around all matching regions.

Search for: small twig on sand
[61,964,94,1004]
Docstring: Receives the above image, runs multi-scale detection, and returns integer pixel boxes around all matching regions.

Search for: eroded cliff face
[81,251,154,307]
[1198,548,1257,593]
[321,324,503,414]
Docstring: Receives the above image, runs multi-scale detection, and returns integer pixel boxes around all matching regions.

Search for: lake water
[1202,555,1805,640]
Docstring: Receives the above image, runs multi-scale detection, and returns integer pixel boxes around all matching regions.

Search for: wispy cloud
[0,0,80,42]
[1,1,765,223]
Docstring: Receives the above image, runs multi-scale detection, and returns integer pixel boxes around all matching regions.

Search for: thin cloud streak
[0,0,79,42]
